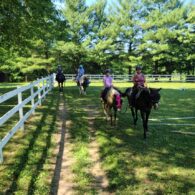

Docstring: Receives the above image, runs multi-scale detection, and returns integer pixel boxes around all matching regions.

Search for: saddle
[130,86,149,106]
[135,86,149,99]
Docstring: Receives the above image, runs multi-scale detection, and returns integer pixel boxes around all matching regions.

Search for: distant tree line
[0,0,194,81]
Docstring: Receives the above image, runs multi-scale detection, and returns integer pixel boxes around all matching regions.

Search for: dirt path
[50,94,76,195]
[85,106,110,194]
[51,94,110,194]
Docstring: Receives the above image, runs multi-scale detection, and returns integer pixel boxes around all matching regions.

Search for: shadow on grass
[84,87,195,194]
[50,93,66,195]
[4,90,60,194]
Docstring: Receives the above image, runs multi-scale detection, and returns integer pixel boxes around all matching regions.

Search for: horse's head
[114,94,122,111]
[149,88,161,109]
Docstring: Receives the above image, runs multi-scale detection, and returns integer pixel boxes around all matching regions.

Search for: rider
[101,69,113,102]
[56,65,66,80]
[131,65,146,106]
[57,65,62,74]
[76,64,85,85]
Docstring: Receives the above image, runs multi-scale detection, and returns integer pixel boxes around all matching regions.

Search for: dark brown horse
[56,72,66,92]
[123,87,161,138]
[102,87,123,125]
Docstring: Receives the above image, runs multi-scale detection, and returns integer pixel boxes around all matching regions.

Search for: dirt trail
[51,94,110,194]
[85,106,110,194]
[51,94,76,195]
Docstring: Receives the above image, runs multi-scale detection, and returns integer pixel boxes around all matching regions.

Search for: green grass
[65,81,195,194]
[0,81,195,194]
[0,84,60,194]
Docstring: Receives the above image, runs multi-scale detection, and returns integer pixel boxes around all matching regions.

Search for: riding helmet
[105,69,111,74]
[136,65,142,70]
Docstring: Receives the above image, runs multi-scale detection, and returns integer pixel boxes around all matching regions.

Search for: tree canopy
[0,0,194,81]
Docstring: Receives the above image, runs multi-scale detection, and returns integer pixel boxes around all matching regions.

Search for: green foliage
[0,0,194,80]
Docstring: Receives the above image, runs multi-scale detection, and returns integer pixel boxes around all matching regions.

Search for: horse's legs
[79,86,82,95]
[145,110,151,132]
[135,109,138,124]
[131,107,138,125]
[83,87,86,95]
[110,112,113,125]
[131,107,135,124]
[114,108,117,125]
[103,103,109,122]
[80,86,84,95]
[61,82,63,91]
[140,111,147,139]
[58,82,61,92]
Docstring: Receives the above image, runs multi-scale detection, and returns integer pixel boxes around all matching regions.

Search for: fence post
[0,149,3,163]
[42,78,45,98]
[31,85,35,115]
[17,86,24,131]
[37,79,42,106]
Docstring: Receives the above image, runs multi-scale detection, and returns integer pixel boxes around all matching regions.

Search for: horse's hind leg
[107,107,112,125]
[60,83,63,92]
[58,83,61,92]
[141,111,147,139]
[103,104,109,122]
[83,87,86,95]
[113,109,117,125]
[79,86,82,95]
[131,107,138,125]
[61,82,64,92]
[145,110,151,132]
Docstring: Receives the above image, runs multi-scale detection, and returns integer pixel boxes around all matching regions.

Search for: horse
[77,75,90,95]
[56,72,66,92]
[102,87,123,125]
[123,87,161,139]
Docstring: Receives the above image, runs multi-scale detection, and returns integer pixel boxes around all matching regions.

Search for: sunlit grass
[65,81,195,194]
[0,85,59,194]
[0,81,195,194]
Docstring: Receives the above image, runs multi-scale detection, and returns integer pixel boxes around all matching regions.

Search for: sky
[54,0,194,10]
[85,0,195,6]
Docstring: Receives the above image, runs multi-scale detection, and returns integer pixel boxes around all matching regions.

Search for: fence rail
[0,74,54,163]
[63,74,195,82]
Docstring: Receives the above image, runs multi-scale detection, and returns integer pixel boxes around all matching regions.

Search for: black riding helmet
[105,69,111,74]
[136,65,142,70]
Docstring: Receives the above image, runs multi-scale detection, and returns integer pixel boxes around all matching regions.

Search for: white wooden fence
[64,74,195,82]
[0,74,54,163]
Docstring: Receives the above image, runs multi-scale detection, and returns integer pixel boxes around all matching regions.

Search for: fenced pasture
[0,81,194,194]
[62,81,195,194]
[64,74,195,82]
[0,76,53,163]
[0,82,59,194]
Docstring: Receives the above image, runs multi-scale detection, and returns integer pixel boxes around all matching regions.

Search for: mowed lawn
[0,81,195,194]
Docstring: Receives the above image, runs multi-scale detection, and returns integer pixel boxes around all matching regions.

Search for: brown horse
[102,87,123,125]
[123,87,161,139]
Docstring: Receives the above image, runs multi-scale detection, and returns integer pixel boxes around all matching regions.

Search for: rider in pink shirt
[131,65,146,106]
[132,70,145,87]
[103,73,113,88]
[101,69,113,101]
